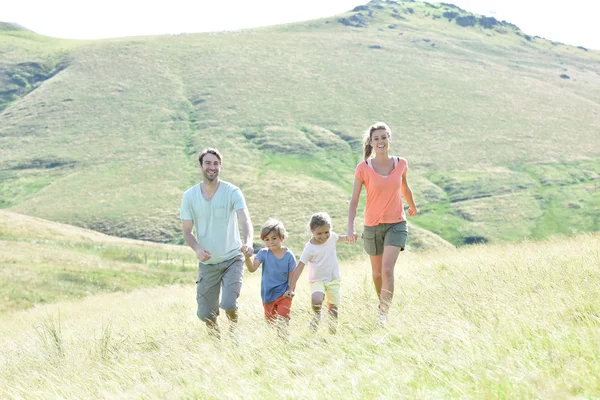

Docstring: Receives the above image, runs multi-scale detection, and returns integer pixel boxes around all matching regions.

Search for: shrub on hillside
[479,16,498,29]
[455,15,477,27]
[560,74,570,79]
[338,14,368,28]
[352,5,370,12]
[443,11,459,20]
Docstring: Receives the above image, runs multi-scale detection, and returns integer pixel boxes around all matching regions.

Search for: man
[180,148,254,336]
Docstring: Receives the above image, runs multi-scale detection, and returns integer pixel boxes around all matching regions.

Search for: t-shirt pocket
[214,207,228,220]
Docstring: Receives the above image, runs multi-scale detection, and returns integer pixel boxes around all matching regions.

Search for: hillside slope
[1,0,599,251]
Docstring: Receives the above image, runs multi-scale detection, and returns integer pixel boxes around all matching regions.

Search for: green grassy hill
[0,207,450,312]
[1,0,599,252]
[2,232,599,397]
[0,210,198,313]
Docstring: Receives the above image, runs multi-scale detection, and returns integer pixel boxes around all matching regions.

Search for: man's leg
[196,265,224,337]
[220,255,244,327]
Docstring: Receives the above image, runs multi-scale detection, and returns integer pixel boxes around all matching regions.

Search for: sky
[3,0,600,50]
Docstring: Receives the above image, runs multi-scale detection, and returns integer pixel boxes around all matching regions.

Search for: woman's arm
[401,174,418,216]
[347,176,363,243]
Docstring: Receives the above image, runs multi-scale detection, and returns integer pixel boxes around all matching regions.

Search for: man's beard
[203,170,219,181]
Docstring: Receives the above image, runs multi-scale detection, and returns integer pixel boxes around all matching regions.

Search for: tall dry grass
[1,233,599,398]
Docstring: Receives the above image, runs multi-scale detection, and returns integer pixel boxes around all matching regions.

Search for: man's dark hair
[198,148,223,165]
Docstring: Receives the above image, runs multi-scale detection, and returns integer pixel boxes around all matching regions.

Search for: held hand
[346,230,358,243]
[240,244,254,257]
[284,290,295,299]
[195,247,211,262]
[408,205,418,217]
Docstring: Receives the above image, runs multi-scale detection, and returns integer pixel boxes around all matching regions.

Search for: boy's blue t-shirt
[255,248,296,304]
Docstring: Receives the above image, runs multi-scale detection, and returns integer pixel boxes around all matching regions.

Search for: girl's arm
[347,176,363,243]
[337,235,350,244]
[401,174,418,216]
[286,261,306,295]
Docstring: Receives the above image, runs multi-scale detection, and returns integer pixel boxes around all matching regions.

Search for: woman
[347,122,418,325]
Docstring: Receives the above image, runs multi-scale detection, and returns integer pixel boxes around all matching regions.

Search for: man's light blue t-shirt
[180,180,246,265]
[255,248,296,304]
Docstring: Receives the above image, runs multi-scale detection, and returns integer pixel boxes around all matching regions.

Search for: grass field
[0,207,452,313]
[1,231,598,398]
[1,0,599,252]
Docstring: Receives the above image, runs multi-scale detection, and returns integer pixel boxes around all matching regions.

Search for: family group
[180,122,418,337]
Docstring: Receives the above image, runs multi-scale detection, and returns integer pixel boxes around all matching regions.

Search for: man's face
[201,153,221,182]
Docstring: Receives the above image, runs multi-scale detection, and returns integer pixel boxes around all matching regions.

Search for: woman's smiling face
[371,129,390,154]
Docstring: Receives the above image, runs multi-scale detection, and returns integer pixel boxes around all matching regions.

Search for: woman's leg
[379,245,403,315]
[369,254,383,298]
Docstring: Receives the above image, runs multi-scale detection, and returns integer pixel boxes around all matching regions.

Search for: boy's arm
[244,253,260,273]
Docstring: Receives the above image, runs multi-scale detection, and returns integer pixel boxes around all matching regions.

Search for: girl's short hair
[363,122,392,160]
[260,218,288,241]
[309,212,332,231]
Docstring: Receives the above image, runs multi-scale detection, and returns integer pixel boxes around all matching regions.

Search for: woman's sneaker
[376,314,387,327]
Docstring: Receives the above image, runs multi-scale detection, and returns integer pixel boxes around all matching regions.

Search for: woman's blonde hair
[363,122,392,160]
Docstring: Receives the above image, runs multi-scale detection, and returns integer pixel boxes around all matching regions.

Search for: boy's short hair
[260,218,288,241]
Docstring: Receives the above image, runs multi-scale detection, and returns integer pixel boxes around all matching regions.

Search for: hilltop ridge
[1,0,599,250]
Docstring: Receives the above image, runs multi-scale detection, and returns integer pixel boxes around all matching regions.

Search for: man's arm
[182,220,211,262]
[236,207,254,257]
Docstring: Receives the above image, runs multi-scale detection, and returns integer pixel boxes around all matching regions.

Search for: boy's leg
[274,295,293,320]
[274,296,292,340]
[220,255,244,326]
[263,301,277,324]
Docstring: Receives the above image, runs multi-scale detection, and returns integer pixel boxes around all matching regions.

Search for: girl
[347,122,418,326]
[287,212,350,333]
[244,218,296,329]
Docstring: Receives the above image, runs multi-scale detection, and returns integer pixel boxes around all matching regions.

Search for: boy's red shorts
[263,294,292,322]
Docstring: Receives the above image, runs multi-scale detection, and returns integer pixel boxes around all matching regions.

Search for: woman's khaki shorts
[362,221,408,256]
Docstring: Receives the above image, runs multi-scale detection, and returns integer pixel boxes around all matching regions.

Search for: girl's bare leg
[310,292,325,331]
[328,303,338,334]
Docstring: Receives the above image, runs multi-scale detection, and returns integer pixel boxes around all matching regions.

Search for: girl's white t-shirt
[299,232,340,282]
